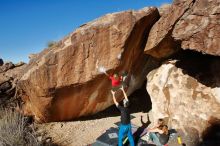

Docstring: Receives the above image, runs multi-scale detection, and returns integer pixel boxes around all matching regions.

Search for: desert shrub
[47,41,57,48]
[0,108,39,146]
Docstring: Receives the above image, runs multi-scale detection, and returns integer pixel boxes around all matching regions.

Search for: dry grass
[0,108,39,146]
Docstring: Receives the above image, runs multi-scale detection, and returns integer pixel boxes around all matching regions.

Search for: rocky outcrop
[144,0,220,58]
[0,62,15,73]
[18,7,160,122]
[144,0,220,144]
[146,58,220,145]
[0,61,26,106]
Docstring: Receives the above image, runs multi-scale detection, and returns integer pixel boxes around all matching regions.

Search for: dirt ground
[36,111,149,146]
[36,109,202,146]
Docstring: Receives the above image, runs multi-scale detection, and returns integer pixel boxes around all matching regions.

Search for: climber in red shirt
[109,74,122,87]
[104,71,128,99]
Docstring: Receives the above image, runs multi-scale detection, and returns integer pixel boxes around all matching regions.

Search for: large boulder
[147,59,220,146]
[18,7,160,122]
[144,0,220,58]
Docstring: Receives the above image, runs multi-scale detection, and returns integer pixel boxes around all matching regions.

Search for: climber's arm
[112,91,119,107]
[120,85,128,101]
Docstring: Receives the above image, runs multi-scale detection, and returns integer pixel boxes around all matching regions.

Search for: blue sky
[0,0,172,63]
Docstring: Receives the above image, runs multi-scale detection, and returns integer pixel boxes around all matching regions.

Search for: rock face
[173,0,220,55]
[18,7,160,122]
[158,4,171,16]
[147,60,220,145]
[144,0,220,58]
[0,61,26,106]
